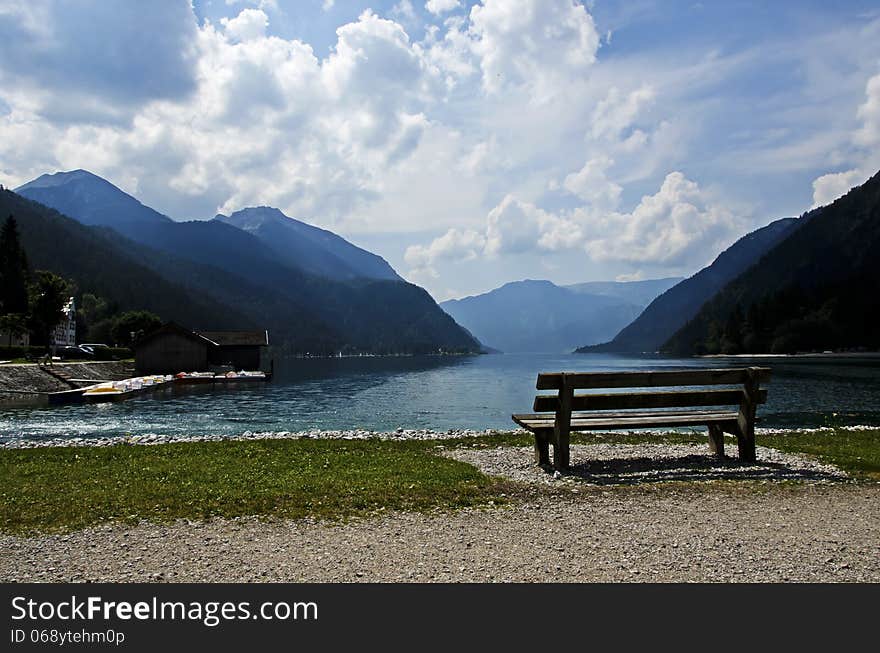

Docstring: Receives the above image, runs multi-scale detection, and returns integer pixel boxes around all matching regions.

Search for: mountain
[15,170,171,228]
[579,217,799,354]
[215,207,400,282]
[0,188,259,334]
[13,172,481,355]
[662,169,880,355]
[440,278,676,353]
[566,278,682,305]
[16,172,399,283]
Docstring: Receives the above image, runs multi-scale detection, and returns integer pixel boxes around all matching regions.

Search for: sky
[1,1,879,301]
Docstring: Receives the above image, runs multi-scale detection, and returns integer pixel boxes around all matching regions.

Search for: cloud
[404,227,486,277]
[406,171,738,278]
[485,195,582,256]
[811,169,863,208]
[226,0,278,10]
[3,1,879,300]
[392,1,417,23]
[425,0,461,16]
[468,0,600,96]
[562,156,622,209]
[854,73,880,148]
[0,0,199,115]
[810,72,880,208]
[581,171,739,266]
[221,8,269,42]
[591,85,655,140]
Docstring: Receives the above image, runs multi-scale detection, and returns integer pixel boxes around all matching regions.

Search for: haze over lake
[2,353,878,443]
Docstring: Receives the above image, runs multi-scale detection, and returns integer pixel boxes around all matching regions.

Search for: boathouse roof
[197,331,269,347]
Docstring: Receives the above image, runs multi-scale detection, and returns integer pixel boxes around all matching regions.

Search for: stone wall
[0,361,135,402]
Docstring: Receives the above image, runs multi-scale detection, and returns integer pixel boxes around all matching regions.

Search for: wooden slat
[513,409,738,422]
[535,367,771,390]
[533,388,767,413]
[512,410,739,427]
[513,412,739,432]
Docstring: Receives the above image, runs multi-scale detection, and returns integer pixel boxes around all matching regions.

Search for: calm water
[1,353,879,442]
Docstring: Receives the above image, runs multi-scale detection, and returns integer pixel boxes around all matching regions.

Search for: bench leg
[735,416,757,462]
[707,424,725,457]
[736,428,756,462]
[553,430,570,471]
[534,430,551,467]
[736,370,759,462]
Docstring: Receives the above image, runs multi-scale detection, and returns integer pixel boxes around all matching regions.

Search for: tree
[28,271,69,347]
[0,215,29,315]
[77,293,116,343]
[0,313,28,341]
[111,311,162,347]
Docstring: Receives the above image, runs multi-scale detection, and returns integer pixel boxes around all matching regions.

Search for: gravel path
[442,443,847,485]
[2,484,877,583]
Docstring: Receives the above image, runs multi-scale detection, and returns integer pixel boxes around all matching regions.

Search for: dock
[48,375,173,405]
[47,370,270,405]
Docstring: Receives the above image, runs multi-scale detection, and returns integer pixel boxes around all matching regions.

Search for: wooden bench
[512,367,770,471]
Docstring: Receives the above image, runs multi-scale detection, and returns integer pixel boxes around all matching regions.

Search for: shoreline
[1,423,877,449]
[696,352,880,359]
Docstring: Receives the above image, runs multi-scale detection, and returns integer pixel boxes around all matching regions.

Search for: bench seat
[512,409,739,432]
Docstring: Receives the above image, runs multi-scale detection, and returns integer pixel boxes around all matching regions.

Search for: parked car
[57,345,95,360]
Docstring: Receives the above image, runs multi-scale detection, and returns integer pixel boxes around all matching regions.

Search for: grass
[760,428,880,481]
[0,438,516,535]
[1,427,877,535]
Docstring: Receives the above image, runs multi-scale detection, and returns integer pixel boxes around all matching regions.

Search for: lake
[1,353,879,442]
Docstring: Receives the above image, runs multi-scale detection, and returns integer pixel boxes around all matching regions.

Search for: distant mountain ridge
[662,169,880,354]
[440,277,679,353]
[16,170,172,227]
[579,217,799,354]
[13,170,480,355]
[565,278,683,305]
[215,206,400,282]
[17,170,399,283]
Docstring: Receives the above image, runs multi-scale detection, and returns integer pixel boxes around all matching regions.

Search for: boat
[173,370,271,385]
[81,375,172,403]
[173,371,217,385]
[217,370,271,382]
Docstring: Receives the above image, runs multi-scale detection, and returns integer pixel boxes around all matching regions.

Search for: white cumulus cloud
[406,171,738,279]
[404,227,486,277]
[468,0,600,96]
[810,71,880,209]
[582,172,739,266]
[854,73,880,148]
[425,0,460,16]
[811,169,862,208]
[221,8,269,42]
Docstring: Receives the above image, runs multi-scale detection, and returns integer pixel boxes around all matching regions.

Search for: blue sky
[1,0,879,300]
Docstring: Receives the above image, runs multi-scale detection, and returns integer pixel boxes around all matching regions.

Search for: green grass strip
[760,428,880,481]
[0,439,512,535]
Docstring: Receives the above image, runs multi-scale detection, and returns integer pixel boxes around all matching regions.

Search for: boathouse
[134,323,269,374]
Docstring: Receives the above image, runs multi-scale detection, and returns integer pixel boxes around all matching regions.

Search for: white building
[52,297,76,347]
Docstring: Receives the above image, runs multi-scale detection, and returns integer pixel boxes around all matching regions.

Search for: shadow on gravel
[562,454,843,485]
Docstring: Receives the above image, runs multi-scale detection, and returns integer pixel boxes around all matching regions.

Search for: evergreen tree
[0,215,30,315]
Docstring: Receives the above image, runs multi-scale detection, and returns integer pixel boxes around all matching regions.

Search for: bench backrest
[533,367,771,413]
